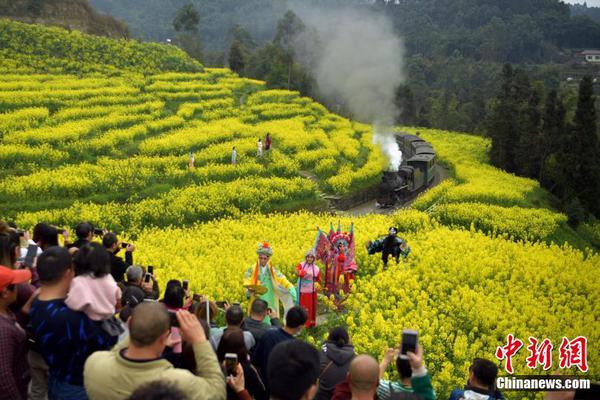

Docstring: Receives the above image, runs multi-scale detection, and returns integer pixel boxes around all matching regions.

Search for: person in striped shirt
[377,345,436,400]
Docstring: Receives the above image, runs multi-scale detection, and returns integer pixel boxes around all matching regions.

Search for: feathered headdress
[256,242,273,256]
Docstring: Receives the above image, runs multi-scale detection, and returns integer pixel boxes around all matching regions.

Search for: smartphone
[182,280,189,291]
[144,273,151,283]
[225,353,238,376]
[169,312,179,328]
[94,228,104,236]
[120,242,129,249]
[24,244,38,268]
[192,294,201,302]
[147,266,154,275]
[399,329,418,360]
[216,301,227,309]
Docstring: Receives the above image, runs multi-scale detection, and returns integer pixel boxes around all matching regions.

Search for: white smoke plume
[293,7,405,170]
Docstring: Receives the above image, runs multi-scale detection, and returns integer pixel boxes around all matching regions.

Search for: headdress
[305,249,316,258]
[256,242,273,256]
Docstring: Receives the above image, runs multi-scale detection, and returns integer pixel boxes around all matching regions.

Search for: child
[66,243,122,327]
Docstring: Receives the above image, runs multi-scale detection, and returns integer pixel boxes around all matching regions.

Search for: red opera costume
[315,223,357,297]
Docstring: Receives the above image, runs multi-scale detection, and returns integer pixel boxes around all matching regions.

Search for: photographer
[243,299,280,344]
[124,265,159,300]
[70,222,97,249]
[377,345,435,400]
[102,232,134,283]
[84,303,226,400]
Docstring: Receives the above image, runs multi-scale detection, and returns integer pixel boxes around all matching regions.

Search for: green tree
[27,0,43,17]
[273,10,305,90]
[565,76,600,217]
[488,63,519,172]
[173,3,200,33]
[539,90,566,186]
[228,39,246,74]
[514,77,543,178]
[173,3,202,62]
[395,85,417,126]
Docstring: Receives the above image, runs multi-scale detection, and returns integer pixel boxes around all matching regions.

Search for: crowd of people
[0,220,575,400]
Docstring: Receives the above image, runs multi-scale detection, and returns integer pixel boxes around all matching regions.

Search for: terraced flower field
[1,19,598,399]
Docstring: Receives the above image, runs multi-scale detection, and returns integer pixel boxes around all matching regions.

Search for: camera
[120,242,129,249]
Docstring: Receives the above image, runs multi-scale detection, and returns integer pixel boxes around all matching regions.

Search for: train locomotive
[377,133,436,207]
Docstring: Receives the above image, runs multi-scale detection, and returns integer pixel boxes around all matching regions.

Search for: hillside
[0,19,203,74]
[0,0,128,38]
[1,19,598,399]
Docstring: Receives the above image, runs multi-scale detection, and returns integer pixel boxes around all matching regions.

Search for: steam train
[376,133,437,207]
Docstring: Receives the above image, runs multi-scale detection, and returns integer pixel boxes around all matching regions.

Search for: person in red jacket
[295,250,321,328]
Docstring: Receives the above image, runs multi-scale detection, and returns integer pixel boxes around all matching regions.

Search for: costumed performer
[315,223,358,297]
[244,242,296,320]
[367,227,410,270]
[295,250,321,328]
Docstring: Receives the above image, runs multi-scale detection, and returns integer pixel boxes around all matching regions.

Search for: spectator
[243,298,280,343]
[0,265,32,400]
[252,306,307,387]
[124,265,158,300]
[315,327,356,400]
[65,243,121,322]
[195,300,219,330]
[217,329,267,400]
[128,381,189,400]
[257,139,263,157]
[71,221,95,249]
[119,283,146,323]
[232,147,237,165]
[377,345,435,400]
[264,133,272,151]
[211,304,256,351]
[449,358,503,400]
[162,281,186,367]
[32,223,60,250]
[84,303,226,400]
[29,246,117,400]
[0,230,20,268]
[0,229,46,399]
[336,355,380,400]
[103,232,134,283]
[267,340,320,400]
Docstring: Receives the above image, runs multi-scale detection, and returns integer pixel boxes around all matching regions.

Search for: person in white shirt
[257,139,263,157]
[232,147,237,164]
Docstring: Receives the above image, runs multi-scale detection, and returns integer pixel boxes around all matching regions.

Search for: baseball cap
[0,265,32,291]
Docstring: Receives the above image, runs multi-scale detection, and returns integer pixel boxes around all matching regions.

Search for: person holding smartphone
[102,232,135,283]
[377,339,435,400]
[123,265,159,300]
[217,329,268,400]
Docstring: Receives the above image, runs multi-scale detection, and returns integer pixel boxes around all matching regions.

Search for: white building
[580,50,600,63]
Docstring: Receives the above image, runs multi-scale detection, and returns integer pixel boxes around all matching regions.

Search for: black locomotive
[377,133,436,207]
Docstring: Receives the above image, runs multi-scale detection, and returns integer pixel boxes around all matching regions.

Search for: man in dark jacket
[449,358,504,400]
[243,299,280,344]
[252,306,307,390]
[69,221,96,249]
[102,232,134,283]
[315,327,356,400]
